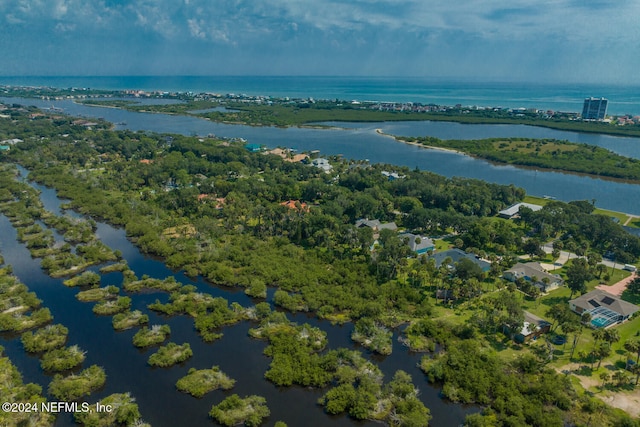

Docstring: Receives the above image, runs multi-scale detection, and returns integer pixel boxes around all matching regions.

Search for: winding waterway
[3,96,640,215]
[0,170,477,426]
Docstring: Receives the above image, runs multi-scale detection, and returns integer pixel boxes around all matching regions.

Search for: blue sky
[1,0,638,83]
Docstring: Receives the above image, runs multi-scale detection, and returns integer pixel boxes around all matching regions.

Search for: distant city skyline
[1,1,639,84]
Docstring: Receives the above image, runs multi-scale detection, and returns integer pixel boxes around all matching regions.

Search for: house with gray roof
[429,248,490,272]
[515,311,551,343]
[569,289,639,328]
[355,218,397,232]
[503,262,563,292]
[399,233,435,255]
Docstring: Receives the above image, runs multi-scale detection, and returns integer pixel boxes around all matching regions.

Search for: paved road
[541,243,624,270]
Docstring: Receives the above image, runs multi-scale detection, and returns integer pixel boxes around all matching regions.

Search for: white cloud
[187,19,206,39]
[0,0,638,81]
[54,22,75,32]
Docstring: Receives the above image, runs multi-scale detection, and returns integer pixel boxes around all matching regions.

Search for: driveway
[597,272,637,296]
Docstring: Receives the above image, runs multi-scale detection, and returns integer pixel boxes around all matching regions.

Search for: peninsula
[391,134,640,182]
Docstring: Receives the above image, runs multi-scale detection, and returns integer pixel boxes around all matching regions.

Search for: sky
[1,0,639,83]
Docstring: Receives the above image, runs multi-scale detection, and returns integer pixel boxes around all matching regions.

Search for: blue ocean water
[2,76,640,116]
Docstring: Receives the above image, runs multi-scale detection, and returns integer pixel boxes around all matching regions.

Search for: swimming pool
[591,317,611,328]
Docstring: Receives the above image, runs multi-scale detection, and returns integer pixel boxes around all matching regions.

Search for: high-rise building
[582,97,608,120]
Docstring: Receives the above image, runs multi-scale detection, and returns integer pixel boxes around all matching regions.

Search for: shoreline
[375,129,640,186]
[374,129,465,155]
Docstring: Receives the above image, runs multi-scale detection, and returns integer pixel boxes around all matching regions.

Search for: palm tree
[604,329,620,349]
[623,339,640,365]
[565,241,576,261]
[561,321,579,353]
[596,343,611,369]
[592,328,605,352]
[591,329,606,368]
[612,370,628,388]
[600,371,610,388]
[630,363,640,386]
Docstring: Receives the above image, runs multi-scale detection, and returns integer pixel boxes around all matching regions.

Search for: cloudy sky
[1,0,638,83]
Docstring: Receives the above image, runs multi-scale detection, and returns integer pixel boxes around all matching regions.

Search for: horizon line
[0,75,636,87]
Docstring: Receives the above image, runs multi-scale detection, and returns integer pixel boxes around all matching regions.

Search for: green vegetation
[321,368,431,426]
[21,324,69,352]
[0,307,52,333]
[249,312,331,387]
[209,394,270,427]
[99,261,129,273]
[0,269,51,333]
[175,366,236,397]
[92,296,131,315]
[0,346,54,427]
[42,214,96,243]
[399,135,640,182]
[40,345,86,371]
[247,310,431,424]
[112,310,149,330]
[123,275,181,292]
[147,342,193,367]
[149,290,247,341]
[64,271,102,287]
[48,365,107,401]
[351,317,393,355]
[132,325,171,347]
[74,393,148,427]
[76,285,120,301]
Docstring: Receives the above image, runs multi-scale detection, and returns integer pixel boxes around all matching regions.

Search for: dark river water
[2,96,640,215]
[0,170,477,426]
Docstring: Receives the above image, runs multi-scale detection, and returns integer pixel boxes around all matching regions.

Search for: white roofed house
[355,218,398,232]
[498,202,543,219]
[311,158,333,173]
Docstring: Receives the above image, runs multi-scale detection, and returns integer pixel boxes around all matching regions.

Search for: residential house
[245,143,262,152]
[429,248,490,272]
[569,289,639,328]
[381,171,406,181]
[280,200,309,212]
[514,311,551,343]
[266,148,309,163]
[311,158,333,173]
[399,232,435,255]
[503,262,564,292]
[498,202,543,219]
[355,219,398,232]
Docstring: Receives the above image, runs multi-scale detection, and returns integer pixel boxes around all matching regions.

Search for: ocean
[2,75,640,116]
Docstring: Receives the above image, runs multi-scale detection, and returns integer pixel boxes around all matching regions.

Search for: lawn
[434,238,454,251]
[522,194,635,227]
[522,195,551,206]
[521,267,631,319]
[549,315,640,371]
[593,207,632,225]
